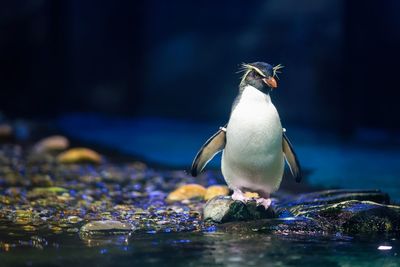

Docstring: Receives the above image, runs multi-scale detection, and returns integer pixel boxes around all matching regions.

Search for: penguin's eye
[254,71,265,79]
[252,70,261,78]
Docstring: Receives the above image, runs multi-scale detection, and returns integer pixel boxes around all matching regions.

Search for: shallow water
[0,231,399,267]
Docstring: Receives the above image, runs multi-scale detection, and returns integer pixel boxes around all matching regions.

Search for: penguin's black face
[240,62,283,93]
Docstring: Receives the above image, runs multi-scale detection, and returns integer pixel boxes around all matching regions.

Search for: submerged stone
[80,220,134,237]
[203,196,275,223]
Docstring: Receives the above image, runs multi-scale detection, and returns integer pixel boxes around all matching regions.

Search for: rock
[34,135,69,153]
[166,184,206,202]
[22,225,36,232]
[204,185,229,201]
[80,220,134,237]
[294,200,400,234]
[30,174,54,187]
[206,189,400,235]
[67,216,83,224]
[28,187,68,198]
[203,196,275,223]
[0,124,13,138]
[13,209,33,225]
[57,148,102,164]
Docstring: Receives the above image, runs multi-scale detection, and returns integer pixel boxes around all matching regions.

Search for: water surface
[1,231,398,266]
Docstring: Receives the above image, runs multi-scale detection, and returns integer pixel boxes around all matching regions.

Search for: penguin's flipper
[190,126,227,177]
[282,132,302,183]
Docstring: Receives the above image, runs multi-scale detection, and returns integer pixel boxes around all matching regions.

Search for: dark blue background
[1,0,400,135]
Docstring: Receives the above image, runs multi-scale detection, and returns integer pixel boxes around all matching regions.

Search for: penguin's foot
[256,198,272,210]
[231,189,251,202]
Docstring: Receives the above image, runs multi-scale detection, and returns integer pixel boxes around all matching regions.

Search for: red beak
[263,77,278,89]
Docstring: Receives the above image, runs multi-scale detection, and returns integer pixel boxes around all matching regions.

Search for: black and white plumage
[190,62,301,209]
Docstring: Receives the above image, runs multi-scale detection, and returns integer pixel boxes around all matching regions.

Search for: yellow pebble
[166,184,206,202]
[22,225,36,232]
[57,148,102,164]
[204,185,229,201]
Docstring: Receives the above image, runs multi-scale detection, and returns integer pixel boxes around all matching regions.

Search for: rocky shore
[0,132,399,249]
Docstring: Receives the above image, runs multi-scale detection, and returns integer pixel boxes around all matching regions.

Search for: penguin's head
[239,62,283,93]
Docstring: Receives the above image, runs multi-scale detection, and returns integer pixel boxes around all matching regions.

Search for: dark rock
[208,189,400,236]
[203,196,275,223]
[294,200,400,234]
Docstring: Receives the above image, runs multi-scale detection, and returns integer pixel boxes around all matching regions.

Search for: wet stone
[293,200,400,234]
[203,196,275,223]
[80,220,134,237]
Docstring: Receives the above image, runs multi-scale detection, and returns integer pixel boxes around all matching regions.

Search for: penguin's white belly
[221,86,284,194]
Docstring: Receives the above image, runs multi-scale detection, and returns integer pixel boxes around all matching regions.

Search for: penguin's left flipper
[190,125,227,177]
[282,132,302,183]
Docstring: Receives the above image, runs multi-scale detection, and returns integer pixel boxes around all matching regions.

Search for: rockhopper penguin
[190,62,302,209]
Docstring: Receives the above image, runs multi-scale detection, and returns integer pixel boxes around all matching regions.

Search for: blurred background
[0,0,400,197]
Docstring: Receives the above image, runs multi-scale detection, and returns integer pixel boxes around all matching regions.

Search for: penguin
[190,62,301,209]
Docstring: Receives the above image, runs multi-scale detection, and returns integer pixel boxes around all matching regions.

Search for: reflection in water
[1,231,398,266]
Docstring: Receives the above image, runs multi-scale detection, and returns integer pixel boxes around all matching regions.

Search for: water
[0,231,399,266]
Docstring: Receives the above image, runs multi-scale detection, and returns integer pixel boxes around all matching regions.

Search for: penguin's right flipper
[282,132,302,183]
[190,125,227,177]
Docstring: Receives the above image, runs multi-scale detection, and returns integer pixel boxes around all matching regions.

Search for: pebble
[0,124,13,138]
[22,225,36,232]
[166,184,207,202]
[67,216,82,224]
[80,220,134,236]
[33,135,70,153]
[57,148,102,164]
